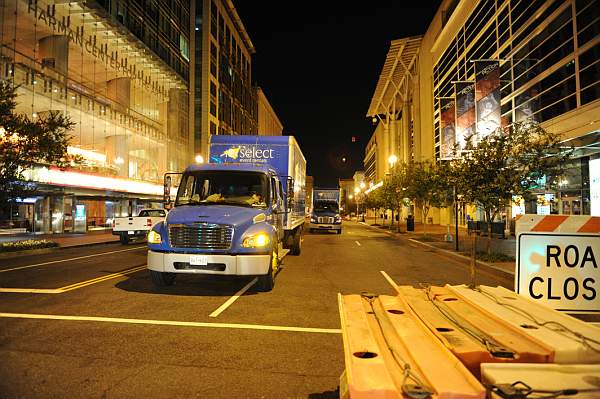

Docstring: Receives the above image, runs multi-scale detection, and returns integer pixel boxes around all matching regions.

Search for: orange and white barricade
[515,214,599,313]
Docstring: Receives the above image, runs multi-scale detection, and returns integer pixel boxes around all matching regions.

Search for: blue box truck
[147,135,306,291]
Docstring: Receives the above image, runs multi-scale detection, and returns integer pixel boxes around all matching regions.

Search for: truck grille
[168,223,233,249]
[317,217,334,224]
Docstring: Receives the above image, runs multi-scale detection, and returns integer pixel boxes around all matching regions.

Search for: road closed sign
[516,215,599,313]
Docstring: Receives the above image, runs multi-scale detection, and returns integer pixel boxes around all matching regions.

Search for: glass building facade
[433,0,600,216]
[0,0,193,232]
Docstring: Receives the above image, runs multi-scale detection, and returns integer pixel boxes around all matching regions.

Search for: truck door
[271,176,284,244]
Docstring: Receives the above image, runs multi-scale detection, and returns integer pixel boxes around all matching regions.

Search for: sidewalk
[359,218,516,278]
[0,230,120,249]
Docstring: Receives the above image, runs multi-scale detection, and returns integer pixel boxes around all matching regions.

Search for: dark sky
[233,2,442,187]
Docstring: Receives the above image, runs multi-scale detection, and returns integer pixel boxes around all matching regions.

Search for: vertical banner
[474,60,501,138]
[454,81,476,151]
[439,97,456,159]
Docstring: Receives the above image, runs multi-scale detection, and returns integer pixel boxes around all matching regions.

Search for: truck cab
[147,164,294,291]
[309,188,342,234]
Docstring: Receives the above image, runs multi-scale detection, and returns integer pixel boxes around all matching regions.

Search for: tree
[0,81,75,216]
[405,160,454,234]
[364,188,384,226]
[452,121,570,253]
[383,163,410,231]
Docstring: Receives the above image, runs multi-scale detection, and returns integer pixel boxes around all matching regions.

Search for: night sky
[233,2,442,187]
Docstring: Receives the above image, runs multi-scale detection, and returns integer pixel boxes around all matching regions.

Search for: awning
[367,36,422,117]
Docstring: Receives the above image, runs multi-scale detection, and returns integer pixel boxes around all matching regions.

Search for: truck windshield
[175,171,269,208]
[314,201,339,212]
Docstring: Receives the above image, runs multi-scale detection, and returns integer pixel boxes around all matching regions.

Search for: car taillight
[147,218,152,227]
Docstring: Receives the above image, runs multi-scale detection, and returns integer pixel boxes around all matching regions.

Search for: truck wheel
[120,234,130,244]
[290,230,301,256]
[150,270,176,287]
[257,247,278,292]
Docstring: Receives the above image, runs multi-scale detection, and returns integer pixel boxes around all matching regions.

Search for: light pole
[354,187,360,220]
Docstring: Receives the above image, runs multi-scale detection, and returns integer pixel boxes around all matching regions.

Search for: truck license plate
[190,255,208,266]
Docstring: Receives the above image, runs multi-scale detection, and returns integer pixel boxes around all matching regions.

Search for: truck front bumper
[147,250,271,275]
[309,222,342,231]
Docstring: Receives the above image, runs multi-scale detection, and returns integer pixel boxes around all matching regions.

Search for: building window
[179,35,189,61]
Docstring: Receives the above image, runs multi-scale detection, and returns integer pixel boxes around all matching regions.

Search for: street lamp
[388,154,398,167]
[195,154,204,164]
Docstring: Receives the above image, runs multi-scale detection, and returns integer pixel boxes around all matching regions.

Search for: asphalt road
[0,222,511,399]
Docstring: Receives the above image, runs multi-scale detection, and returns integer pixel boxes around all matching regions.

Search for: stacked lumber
[338,285,600,398]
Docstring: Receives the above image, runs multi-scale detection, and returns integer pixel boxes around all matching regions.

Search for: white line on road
[0,265,147,294]
[380,270,400,292]
[0,246,146,273]
[355,241,361,246]
[0,312,342,334]
[209,277,258,318]
[0,288,62,294]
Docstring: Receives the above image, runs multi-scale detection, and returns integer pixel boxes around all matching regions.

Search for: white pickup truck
[112,209,167,244]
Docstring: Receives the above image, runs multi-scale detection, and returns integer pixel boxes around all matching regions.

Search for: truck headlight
[242,232,270,248]
[147,230,162,244]
[335,214,341,222]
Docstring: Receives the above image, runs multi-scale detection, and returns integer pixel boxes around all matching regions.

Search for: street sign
[516,215,599,313]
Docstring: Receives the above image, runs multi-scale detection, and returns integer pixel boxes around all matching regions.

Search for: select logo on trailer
[218,145,275,163]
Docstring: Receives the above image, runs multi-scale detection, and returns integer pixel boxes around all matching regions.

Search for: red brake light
[147,218,152,227]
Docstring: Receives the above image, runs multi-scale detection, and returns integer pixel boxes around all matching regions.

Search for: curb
[358,222,515,281]
[0,238,123,260]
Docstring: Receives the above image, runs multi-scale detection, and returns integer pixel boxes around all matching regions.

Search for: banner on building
[439,97,456,159]
[454,81,476,151]
[474,60,501,138]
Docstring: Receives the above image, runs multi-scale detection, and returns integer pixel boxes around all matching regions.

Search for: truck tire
[120,234,130,244]
[290,230,301,256]
[257,247,277,292]
[150,270,176,287]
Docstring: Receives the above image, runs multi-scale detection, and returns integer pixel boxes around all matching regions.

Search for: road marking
[0,312,342,334]
[0,265,147,294]
[0,288,62,294]
[58,265,147,292]
[209,277,258,318]
[355,241,361,246]
[0,246,146,273]
[380,270,400,292]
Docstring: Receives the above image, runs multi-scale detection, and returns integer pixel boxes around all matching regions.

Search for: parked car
[112,209,167,244]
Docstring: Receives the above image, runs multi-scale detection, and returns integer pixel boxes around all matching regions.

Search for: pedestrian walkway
[0,230,120,248]
[359,218,516,277]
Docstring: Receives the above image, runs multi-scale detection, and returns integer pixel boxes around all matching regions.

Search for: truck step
[278,248,290,261]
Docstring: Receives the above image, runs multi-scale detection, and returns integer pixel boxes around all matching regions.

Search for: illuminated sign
[23,167,163,196]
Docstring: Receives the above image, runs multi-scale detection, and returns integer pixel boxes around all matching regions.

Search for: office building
[0,0,194,232]
[366,0,600,222]
[256,87,283,136]
[194,0,257,162]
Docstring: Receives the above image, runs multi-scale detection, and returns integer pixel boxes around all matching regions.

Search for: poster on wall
[454,81,476,151]
[439,97,456,159]
[474,60,501,138]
